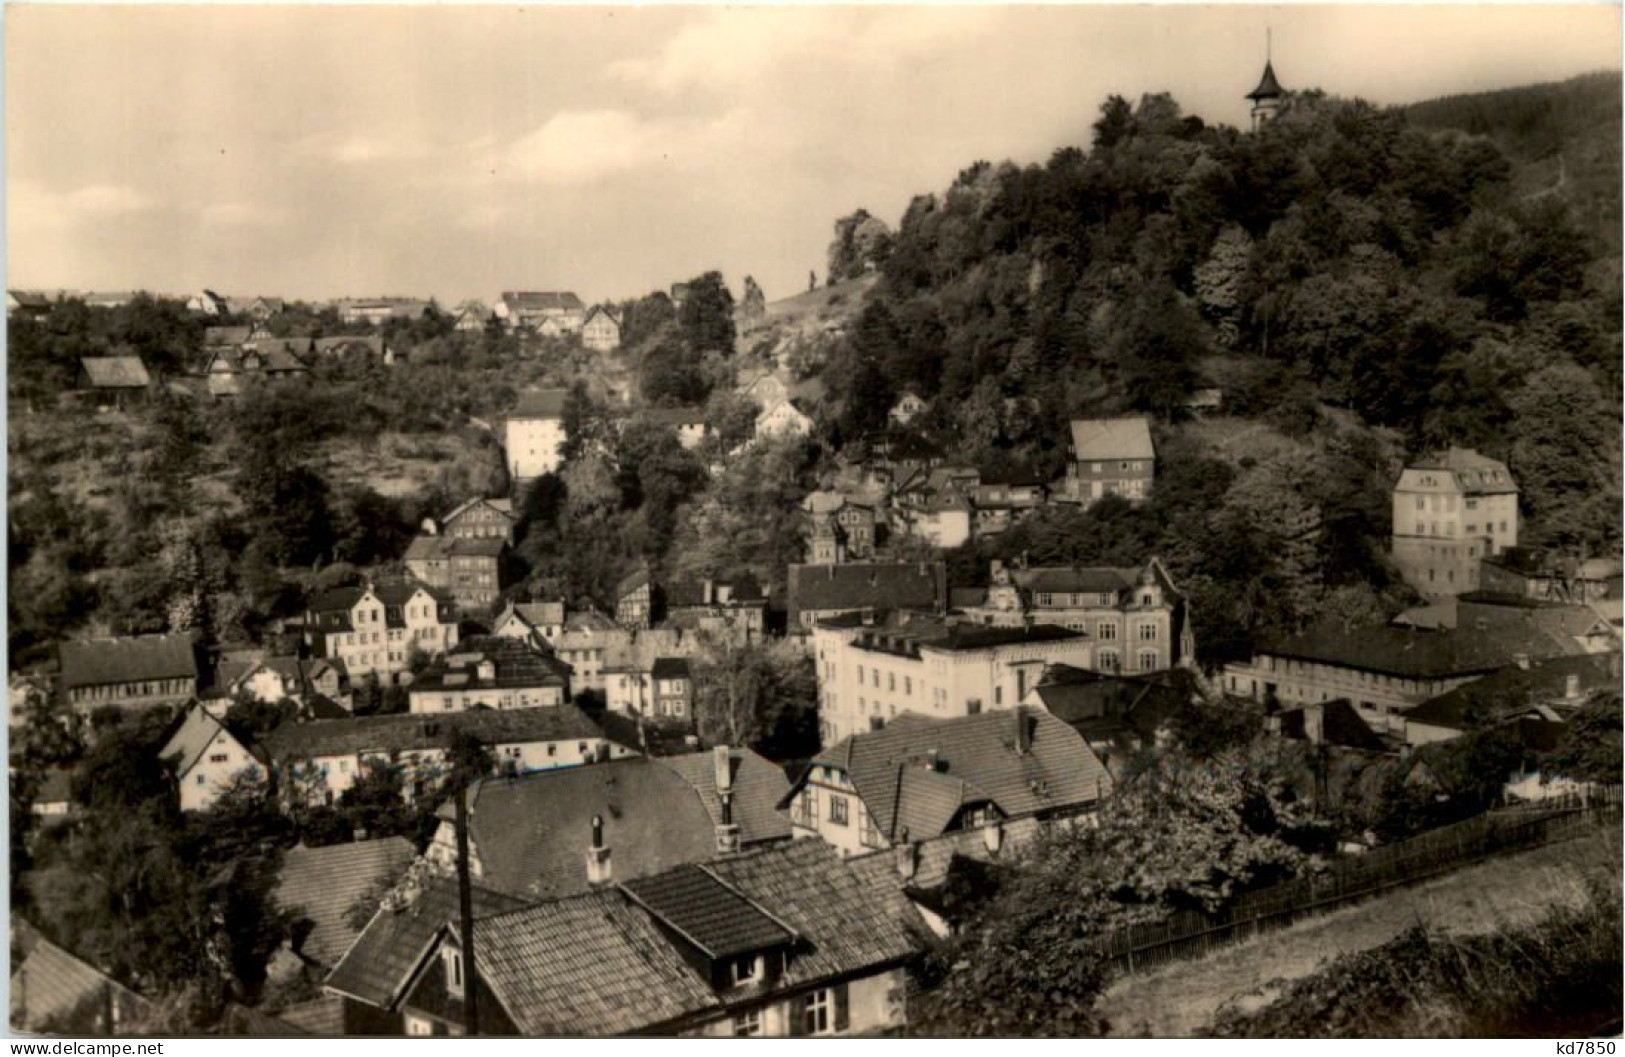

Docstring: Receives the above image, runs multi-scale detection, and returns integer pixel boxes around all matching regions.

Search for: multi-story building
[650,658,693,723]
[162,702,268,812]
[1064,417,1155,504]
[782,708,1110,857]
[407,636,573,713]
[616,569,656,630]
[601,629,703,716]
[802,493,877,563]
[1390,448,1519,601]
[581,305,623,352]
[1221,610,1601,733]
[58,633,199,720]
[504,388,569,484]
[404,535,507,612]
[956,558,1195,674]
[550,609,627,693]
[303,582,459,685]
[441,497,516,543]
[811,611,1092,746]
[664,578,767,646]
[494,291,586,333]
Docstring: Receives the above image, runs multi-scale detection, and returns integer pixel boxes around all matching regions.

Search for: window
[804,988,834,1035]
[1098,623,1117,641]
[733,1009,763,1037]
[1037,593,1053,606]
[1139,624,1158,641]
[994,686,1003,706]
[547,744,556,756]
[196,774,206,785]
[209,753,229,764]
[904,676,912,695]
[406,1015,434,1037]
[887,673,895,692]
[731,957,761,986]
[1099,649,1119,672]
[443,947,464,999]
[828,796,849,826]
[1138,650,1159,672]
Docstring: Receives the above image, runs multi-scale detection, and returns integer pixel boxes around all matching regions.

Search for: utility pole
[455,789,479,1037]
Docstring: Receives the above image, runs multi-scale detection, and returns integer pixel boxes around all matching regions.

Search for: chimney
[1565,673,1581,700]
[1303,703,1324,746]
[895,833,918,881]
[714,746,740,854]
[1014,709,1031,755]
[1514,653,1530,670]
[981,817,1003,854]
[585,815,612,885]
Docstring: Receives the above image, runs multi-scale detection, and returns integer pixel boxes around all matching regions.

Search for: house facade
[616,569,655,630]
[1064,417,1155,504]
[754,400,812,441]
[1390,448,1519,601]
[407,637,573,713]
[162,703,269,812]
[504,389,569,483]
[581,305,622,352]
[495,291,586,333]
[303,582,458,684]
[803,493,877,563]
[59,633,198,720]
[783,709,1110,858]
[811,613,1093,747]
[601,629,703,716]
[957,558,1195,674]
[664,578,767,646]
[404,536,507,612]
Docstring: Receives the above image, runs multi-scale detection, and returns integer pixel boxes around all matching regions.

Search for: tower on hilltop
[1247,32,1285,131]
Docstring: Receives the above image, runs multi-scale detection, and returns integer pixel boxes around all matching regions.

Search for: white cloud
[9,180,154,233]
[200,201,287,227]
[502,107,779,189]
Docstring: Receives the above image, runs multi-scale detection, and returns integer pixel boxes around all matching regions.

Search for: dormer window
[443,946,464,999]
[730,955,762,986]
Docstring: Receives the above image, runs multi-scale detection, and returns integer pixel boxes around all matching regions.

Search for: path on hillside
[1098,829,1618,1038]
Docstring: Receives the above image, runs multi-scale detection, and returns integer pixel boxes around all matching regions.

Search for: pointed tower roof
[1247,60,1284,101]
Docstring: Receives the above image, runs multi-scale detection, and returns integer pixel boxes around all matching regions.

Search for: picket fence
[1096,787,1623,977]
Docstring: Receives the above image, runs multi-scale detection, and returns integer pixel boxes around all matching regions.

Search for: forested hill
[1404,70,1622,253]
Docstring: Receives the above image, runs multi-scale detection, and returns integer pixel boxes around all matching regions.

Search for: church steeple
[1246,31,1285,131]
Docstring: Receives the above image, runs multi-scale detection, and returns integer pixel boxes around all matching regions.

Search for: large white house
[162,703,268,812]
[811,612,1092,747]
[505,388,569,483]
[1390,448,1519,600]
[303,582,459,685]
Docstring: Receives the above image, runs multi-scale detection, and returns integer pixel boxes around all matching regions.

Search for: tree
[1543,692,1623,785]
[1507,363,1621,552]
[237,445,334,568]
[691,643,818,758]
[677,271,736,354]
[827,210,894,284]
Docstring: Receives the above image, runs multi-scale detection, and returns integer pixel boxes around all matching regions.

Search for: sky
[6,4,1621,308]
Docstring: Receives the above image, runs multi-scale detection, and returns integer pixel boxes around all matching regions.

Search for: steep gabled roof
[1404,653,1618,732]
[276,837,417,968]
[11,935,151,1034]
[160,703,264,777]
[1247,60,1284,100]
[1069,417,1154,461]
[509,388,569,419]
[801,708,1110,842]
[437,750,790,900]
[501,291,584,313]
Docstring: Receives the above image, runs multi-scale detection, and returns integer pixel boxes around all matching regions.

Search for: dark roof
[803,708,1110,842]
[59,633,197,690]
[1404,653,1619,732]
[305,582,453,629]
[324,874,530,1009]
[501,291,584,312]
[1276,700,1388,753]
[510,388,569,419]
[471,841,925,1036]
[665,577,767,608]
[621,864,796,959]
[205,325,253,346]
[409,637,573,695]
[1011,566,1136,596]
[221,1002,313,1037]
[1405,448,1517,496]
[438,750,791,900]
[1255,618,1591,680]
[1069,417,1154,461]
[644,406,706,428]
[274,996,346,1036]
[1030,666,1189,744]
[276,838,417,968]
[11,936,152,1034]
[79,356,152,389]
[788,562,947,621]
[263,705,609,761]
[650,657,691,680]
[616,567,652,599]
[1247,59,1284,100]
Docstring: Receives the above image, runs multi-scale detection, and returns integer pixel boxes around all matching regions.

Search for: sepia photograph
[4,2,1623,1041]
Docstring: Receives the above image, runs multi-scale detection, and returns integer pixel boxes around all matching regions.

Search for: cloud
[502,107,776,188]
[200,201,287,227]
[10,180,153,231]
[293,132,430,165]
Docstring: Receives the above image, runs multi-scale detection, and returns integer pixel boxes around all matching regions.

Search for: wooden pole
[455,789,479,1037]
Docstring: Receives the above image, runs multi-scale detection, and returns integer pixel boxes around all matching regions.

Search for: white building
[811,612,1093,747]
[162,703,268,812]
[505,389,570,483]
[303,582,459,685]
[407,636,573,713]
[1390,448,1519,601]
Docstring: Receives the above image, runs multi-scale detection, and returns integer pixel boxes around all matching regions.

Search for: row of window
[73,679,188,701]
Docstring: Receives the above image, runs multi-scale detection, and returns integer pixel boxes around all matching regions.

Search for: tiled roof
[79,356,152,389]
[649,657,690,680]
[263,705,609,761]
[805,708,1110,842]
[473,888,716,1036]
[509,388,569,419]
[204,325,252,346]
[1406,448,1517,495]
[501,291,584,312]
[305,582,452,626]
[788,562,947,621]
[1069,417,1154,461]
[1247,59,1284,99]
[11,936,151,1034]
[1404,653,1619,732]
[1029,666,1189,744]
[621,864,796,959]
[325,874,530,1009]
[472,841,925,1036]
[441,750,790,900]
[161,703,264,777]
[513,601,565,626]
[441,497,516,526]
[59,633,197,690]
[1011,566,1136,596]
[1256,618,1594,679]
[276,838,417,968]
[410,636,573,695]
[664,577,766,608]
[273,995,346,1036]
[222,1002,312,1036]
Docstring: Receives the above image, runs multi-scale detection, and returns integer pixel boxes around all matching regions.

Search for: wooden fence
[1096,790,1623,978]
